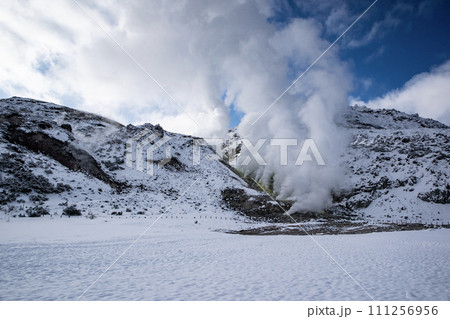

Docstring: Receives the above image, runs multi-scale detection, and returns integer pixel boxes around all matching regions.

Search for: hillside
[223,105,450,230]
[0,97,260,224]
[337,105,449,224]
[0,97,449,231]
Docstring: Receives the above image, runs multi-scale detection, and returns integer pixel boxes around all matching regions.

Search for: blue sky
[0,0,449,135]
[228,0,450,127]
[275,0,450,97]
[339,0,450,100]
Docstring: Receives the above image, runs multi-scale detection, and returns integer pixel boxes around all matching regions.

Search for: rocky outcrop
[418,188,450,204]
[3,113,124,191]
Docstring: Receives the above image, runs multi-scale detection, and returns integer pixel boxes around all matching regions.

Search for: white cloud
[352,60,450,125]
[0,0,352,210]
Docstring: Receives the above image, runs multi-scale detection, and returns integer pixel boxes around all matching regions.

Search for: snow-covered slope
[225,105,450,225]
[337,105,449,224]
[341,105,448,130]
[0,97,257,223]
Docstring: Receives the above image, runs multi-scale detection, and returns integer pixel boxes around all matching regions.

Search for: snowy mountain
[0,97,262,224]
[335,105,449,224]
[0,97,449,231]
[223,105,450,229]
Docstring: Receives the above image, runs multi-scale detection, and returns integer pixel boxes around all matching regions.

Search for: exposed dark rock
[221,187,354,222]
[0,153,71,205]
[60,123,72,132]
[227,222,449,236]
[160,157,186,172]
[221,187,291,222]
[347,195,373,210]
[4,118,124,191]
[418,189,450,204]
[38,121,52,129]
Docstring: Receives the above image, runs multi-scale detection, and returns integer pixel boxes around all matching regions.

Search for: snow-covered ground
[0,216,449,301]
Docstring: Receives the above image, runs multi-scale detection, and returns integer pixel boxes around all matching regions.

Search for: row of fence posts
[104,214,246,222]
[1,211,449,226]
